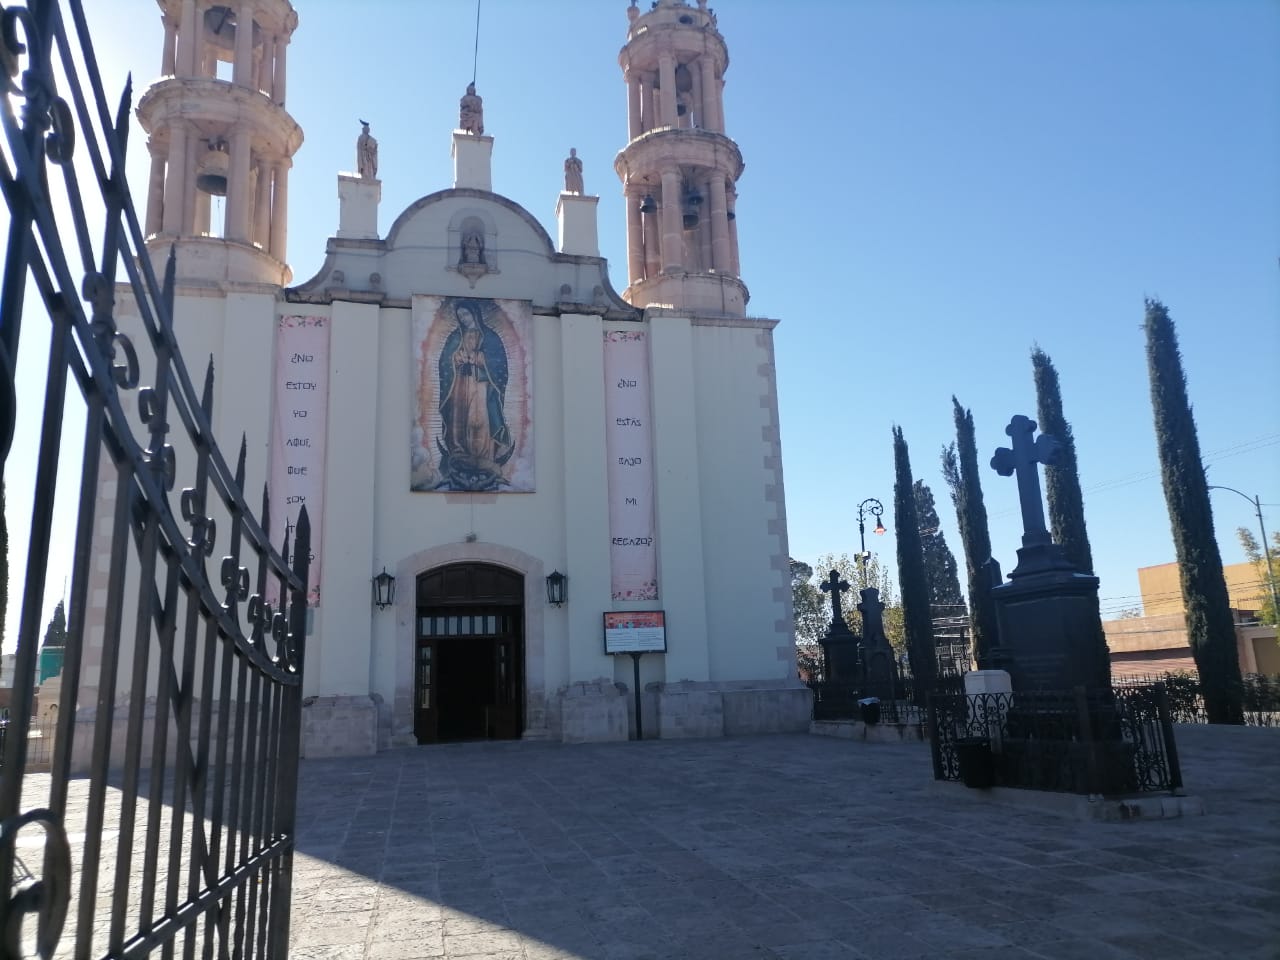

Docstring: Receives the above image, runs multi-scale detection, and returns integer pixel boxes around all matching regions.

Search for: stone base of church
[556,679,630,743]
[301,695,379,758]
[649,680,813,740]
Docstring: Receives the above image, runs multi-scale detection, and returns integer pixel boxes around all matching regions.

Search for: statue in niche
[563,148,584,194]
[356,120,378,179]
[459,82,484,135]
[460,227,485,266]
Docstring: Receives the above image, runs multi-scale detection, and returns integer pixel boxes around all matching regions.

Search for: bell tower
[616,0,746,316]
[136,0,303,285]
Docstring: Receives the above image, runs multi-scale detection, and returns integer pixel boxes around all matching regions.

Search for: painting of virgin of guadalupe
[411,297,534,492]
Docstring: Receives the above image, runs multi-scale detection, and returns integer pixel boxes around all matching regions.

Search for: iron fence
[1114,672,1280,728]
[0,0,311,956]
[927,684,1183,795]
[809,672,966,726]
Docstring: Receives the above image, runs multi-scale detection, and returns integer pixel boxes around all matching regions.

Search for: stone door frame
[393,542,548,743]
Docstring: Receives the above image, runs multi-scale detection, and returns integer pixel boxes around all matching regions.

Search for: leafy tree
[42,600,67,649]
[790,558,827,647]
[893,427,937,693]
[913,479,965,618]
[1144,298,1242,723]
[942,398,999,667]
[1031,347,1095,574]
[1236,528,1280,626]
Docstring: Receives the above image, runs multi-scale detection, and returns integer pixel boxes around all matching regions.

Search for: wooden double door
[415,563,524,744]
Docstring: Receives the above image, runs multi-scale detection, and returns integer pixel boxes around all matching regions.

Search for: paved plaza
[289,726,1279,960]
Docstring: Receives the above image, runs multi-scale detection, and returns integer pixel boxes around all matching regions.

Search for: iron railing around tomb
[0,0,312,956]
[1115,672,1280,728]
[927,684,1183,796]
[810,673,966,726]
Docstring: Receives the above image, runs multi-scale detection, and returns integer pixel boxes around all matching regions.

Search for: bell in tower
[617,0,746,316]
[136,0,303,286]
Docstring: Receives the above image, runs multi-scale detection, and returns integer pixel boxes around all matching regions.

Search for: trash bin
[954,736,994,789]
[858,697,881,726]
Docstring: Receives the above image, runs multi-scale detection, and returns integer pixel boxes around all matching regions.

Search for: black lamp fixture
[855,498,887,578]
[371,566,396,609]
[545,570,567,606]
[638,194,657,215]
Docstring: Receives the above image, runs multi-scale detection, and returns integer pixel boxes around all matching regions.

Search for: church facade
[84,0,806,759]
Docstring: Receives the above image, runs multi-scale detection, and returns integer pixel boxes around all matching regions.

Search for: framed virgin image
[603,611,667,654]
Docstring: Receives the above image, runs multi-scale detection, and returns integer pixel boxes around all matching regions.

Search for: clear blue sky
[5,0,1278,647]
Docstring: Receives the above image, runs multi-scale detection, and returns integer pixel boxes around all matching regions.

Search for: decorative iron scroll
[0,1,311,957]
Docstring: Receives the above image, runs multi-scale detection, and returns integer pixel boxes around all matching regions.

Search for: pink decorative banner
[603,330,657,600]
[268,315,330,607]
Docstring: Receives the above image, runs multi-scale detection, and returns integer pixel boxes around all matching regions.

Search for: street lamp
[856,497,887,581]
[1208,485,1279,617]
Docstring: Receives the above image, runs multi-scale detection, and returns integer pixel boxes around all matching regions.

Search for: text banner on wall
[269,315,330,606]
[603,330,657,600]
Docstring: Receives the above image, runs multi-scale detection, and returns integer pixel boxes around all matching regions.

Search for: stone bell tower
[616,0,745,316]
[136,0,303,285]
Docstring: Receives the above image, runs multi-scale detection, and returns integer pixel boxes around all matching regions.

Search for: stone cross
[856,588,886,645]
[820,569,851,632]
[991,414,1060,548]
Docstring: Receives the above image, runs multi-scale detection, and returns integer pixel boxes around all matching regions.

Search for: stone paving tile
[287,727,1280,959]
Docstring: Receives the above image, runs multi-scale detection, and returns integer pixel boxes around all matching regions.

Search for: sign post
[603,611,667,741]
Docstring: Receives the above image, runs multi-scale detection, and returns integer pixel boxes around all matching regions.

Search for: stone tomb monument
[818,569,859,682]
[988,414,1110,693]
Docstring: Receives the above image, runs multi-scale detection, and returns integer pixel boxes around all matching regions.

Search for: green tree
[41,600,67,649]
[893,427,937,692]
[1144,298,1243,723]
[913,479,965,617]
[942,398,999,667]
[1236,528,1280,626]
[1031,347,1095,574]
[790,558,827,646]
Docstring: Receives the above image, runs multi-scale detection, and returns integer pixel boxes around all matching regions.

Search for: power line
[472,0,482,84]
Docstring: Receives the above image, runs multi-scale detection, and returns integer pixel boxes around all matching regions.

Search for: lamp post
[856,497,887,583]
[1208,485,1279,617]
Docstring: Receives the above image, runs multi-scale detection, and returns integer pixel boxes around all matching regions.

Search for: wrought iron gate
[0,1,311,957]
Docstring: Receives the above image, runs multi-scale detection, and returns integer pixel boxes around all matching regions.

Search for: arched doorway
[414,562,524,743]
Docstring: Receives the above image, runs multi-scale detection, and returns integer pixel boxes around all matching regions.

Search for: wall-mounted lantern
[371,567,397,610]
[545,570,567,607]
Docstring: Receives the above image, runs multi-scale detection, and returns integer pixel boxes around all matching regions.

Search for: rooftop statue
[356,120,378,179]
[564,148,584,194]
[459,83,484,136]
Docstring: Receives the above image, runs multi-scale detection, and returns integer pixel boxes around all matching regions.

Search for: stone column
[273,35,287,105]
[642,199,661,280]
[625,188,644,284]
[699,56,719,132]
[660,168,682,274]
[161,121,188,234]
[708,173,729,272]
[233,0,254,87]
[657,52,676,128]
[161,15,177,75]
[253,160,271,248]
[193,189,210,236]
[626,70,642,141]
[717,76,727,134]
[145,146,165,237]
[176,0,197,76]
[689,59,703,129]
[225,127,251,242]
[727,183,739,276]
[269,158,289,261]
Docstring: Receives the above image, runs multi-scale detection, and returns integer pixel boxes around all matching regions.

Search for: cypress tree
[1144,299,1242,723]
[942,398,999,666]
[893,427,937,693]
[1031,347,1094,574]
[913,480,965,614]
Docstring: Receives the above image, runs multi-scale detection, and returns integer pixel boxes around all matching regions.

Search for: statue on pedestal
[564,148,584,194]
[459,83,484,135]
[356,120,378,180]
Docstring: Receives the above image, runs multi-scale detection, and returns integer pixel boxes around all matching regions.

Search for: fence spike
[114,74,132,154]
